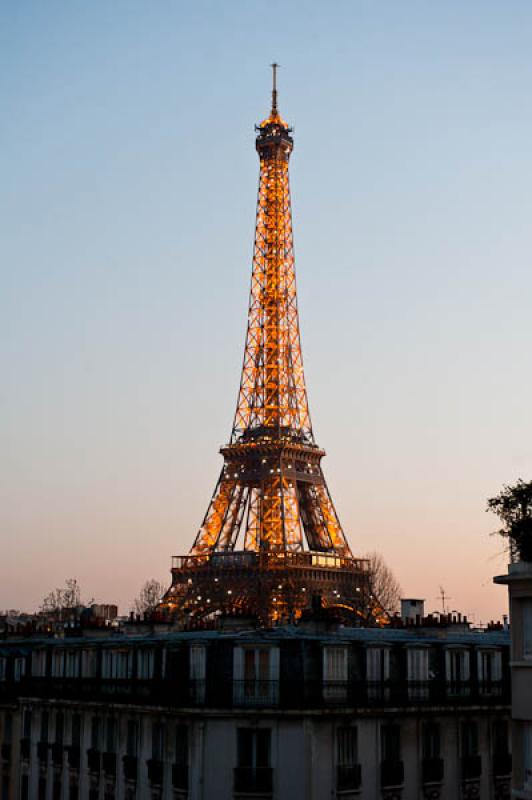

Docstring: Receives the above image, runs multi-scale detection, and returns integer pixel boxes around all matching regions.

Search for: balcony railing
[381,760,404,788]
[422,757,444,784]
[234,767,273,794]
[233,680,279,706]
[337,764,362,791]
[7,676,509,711]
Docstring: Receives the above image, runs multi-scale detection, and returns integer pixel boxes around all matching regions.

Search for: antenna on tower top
[271,62,279,115]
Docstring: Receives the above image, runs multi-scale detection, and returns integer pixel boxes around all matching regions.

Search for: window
[174,726,188,791]
[493,720,509,756]
[367,647,390,700]
[0,660,6,682]
[445,649,470,696]
[31,650,47,678]
[106,719,117,753]
[407,648,429,700]
[189,645,206,703]
[65,651,80,678]
[422,722,440,759]
[233,647,280,705]
[91,717,100,750]
[71,714,81,748]
[14,658,26,682]
[235,729,272,792]
[38,778,46,800]
[102,650,132,680]
[151,722,165,761]
[126,721,138,758]
[137,649,154,679]
[522,600,532,659]
[20,775,29,800]
[336,727,360,791]
[478,650,502,694]
[55,712,64,745]
[22,709,32,739]
[40,712,49,744]
[524,722,532,789]
[461,721,478,757]
[52,651,64,678]
[81,650,97,678]
[381,725,401,763]
[323,646,348,701]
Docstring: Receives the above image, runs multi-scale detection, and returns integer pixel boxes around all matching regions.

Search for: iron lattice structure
[162,69,376,625]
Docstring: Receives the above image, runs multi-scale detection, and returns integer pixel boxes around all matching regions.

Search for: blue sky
[2,1,532,618]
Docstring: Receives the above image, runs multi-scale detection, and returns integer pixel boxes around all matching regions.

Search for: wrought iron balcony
[422,757,444,784]
[337,764,362,791]
[461,755,482,780]
[233,680,279,706]
[381,760,404,788]
[234,767,273,793]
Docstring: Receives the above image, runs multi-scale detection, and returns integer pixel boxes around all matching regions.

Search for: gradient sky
[2,1,532,621]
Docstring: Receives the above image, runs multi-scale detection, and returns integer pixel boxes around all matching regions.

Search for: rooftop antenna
[437,586,451,614]
[271,62,279,115]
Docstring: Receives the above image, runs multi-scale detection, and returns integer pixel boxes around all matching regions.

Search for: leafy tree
[365,551,402,615]
[487,478,532,562]
[132,579,166,616]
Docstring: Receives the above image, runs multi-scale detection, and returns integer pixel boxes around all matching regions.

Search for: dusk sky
[2,1,532,621]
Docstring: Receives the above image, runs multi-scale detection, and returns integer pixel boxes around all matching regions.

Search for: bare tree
[365,551,402,615]
[41,578,82,613]
[132,579,166,616]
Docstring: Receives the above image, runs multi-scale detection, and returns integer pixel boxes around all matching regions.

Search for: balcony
[461,755,482,781]
[422,757,444,784]
[172,764,188,791]
[102,752,116,778]
[493,752,512,777]
[234,767,273,794]
[147,758,163,785]
[87,748,101,774]
[381,760,404,788]
[233,681,279,707]
[123,755,138,782]
[337,764,362,791]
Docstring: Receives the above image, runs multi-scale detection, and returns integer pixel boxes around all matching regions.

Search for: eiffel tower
[161,67,375,625]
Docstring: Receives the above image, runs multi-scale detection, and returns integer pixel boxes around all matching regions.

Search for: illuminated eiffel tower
[162,67,374,625]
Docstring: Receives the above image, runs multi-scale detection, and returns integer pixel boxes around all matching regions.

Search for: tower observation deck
[161,68,378,626]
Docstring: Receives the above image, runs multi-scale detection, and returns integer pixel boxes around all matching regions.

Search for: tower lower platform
[160,550,376,626]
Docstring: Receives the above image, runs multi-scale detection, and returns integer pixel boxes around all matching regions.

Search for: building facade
[0,621,511,800]
[495,561,532,798]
